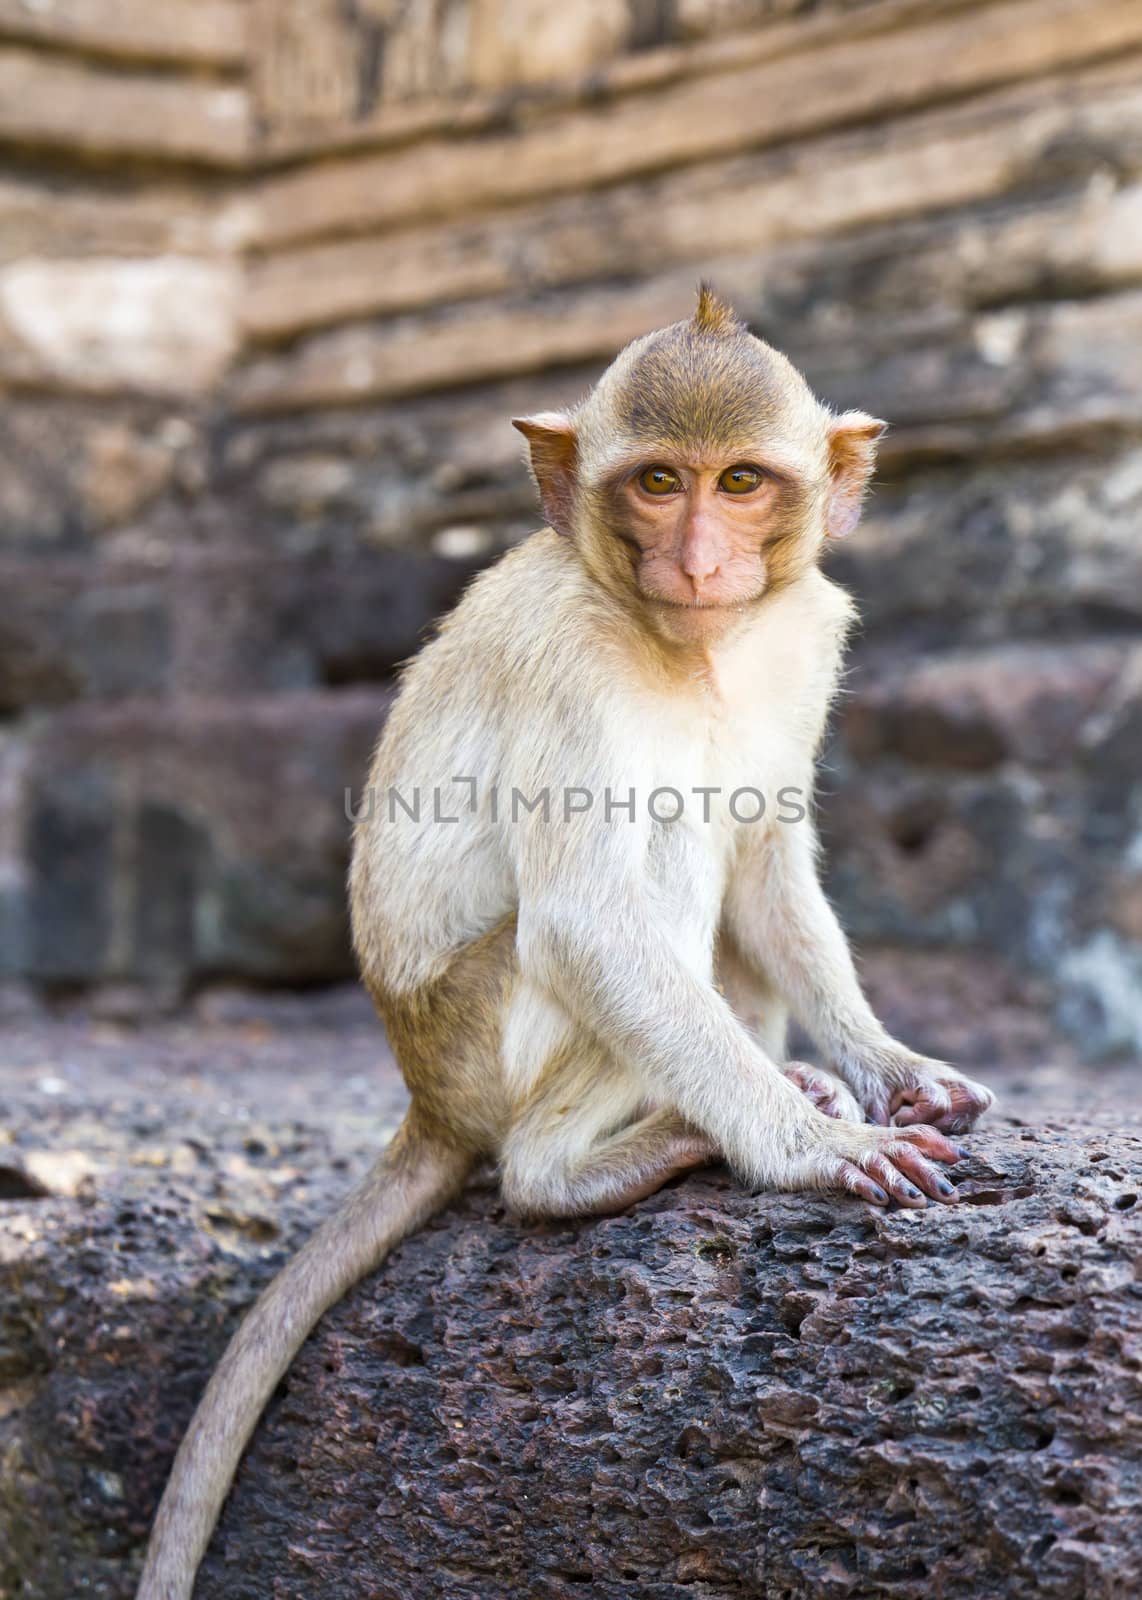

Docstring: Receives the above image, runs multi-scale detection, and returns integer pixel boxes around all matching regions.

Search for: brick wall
[1,0,1140,1051]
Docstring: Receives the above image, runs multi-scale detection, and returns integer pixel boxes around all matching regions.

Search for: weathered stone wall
[1,0,1140,1052]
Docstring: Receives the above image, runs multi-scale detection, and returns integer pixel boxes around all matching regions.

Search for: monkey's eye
[719,464,765,495]
[638,465,682,496]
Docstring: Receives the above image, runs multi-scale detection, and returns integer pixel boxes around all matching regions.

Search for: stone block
[0,258,241,399]
[170,548,486,694]
[842,643,1133,771]
[24,691,390,991]
[0,547,484,712]
[0,562,171,712]
[0,47,249,165]
[0,0,248,67]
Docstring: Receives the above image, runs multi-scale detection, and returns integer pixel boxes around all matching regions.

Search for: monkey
[138,286,994,1597]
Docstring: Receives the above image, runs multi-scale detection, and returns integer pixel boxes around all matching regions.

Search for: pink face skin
[610,454,798,634]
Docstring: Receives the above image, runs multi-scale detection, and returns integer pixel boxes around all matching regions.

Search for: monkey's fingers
[832,1125,962,1208]
[891,1076,994,1133]
[886,1145,959,1203]
[834,1160,890,1206]
[865,1094,893,1127]
[862,1152,929,1208]
[783,1063,858,1121]
[888,1124,966,1165]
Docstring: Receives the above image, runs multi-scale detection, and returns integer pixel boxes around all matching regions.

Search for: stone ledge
[0,1049,1138,1599]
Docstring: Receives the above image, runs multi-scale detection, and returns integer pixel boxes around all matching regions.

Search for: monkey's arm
[512,818,960,1202]
[724,827,995,1132]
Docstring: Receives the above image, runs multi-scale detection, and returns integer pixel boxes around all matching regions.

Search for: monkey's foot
[890,1077,995,1133]
[782,1062,863,1123]
[862,1059,996,1134]
[601,1133,719,1212]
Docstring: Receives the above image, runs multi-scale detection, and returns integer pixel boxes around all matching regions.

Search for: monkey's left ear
[825,411,886,539]
[512,413,578,538]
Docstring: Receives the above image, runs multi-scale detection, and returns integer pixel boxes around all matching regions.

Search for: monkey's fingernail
[903,1183,922,1198]
[955,1146,971,1159]
[937,1178,955,1196]
[869,1185,888,1203]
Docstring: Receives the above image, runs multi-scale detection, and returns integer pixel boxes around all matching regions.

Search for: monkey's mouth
[647,594,755,612]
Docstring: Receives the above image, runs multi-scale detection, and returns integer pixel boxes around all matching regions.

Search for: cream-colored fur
[350,533,991,1205]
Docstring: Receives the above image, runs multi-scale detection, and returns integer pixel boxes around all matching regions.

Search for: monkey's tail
[136,1115,470,1600]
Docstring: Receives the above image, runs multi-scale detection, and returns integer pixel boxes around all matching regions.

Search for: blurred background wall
[0,0,1139,1056]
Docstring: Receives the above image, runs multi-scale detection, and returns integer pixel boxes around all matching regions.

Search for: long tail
[137,1117,469,1600]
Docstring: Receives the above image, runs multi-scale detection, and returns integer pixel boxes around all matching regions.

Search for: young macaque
[138,287,993,1597]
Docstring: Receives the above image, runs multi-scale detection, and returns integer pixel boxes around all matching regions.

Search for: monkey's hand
[855,1054,995,1134]
[782,1062,864,1123]
[809,1121,966,1209]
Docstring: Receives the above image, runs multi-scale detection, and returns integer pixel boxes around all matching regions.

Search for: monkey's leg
[500,1046,716,1220]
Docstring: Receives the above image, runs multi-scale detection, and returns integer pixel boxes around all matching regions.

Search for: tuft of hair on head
[692,281,744,337]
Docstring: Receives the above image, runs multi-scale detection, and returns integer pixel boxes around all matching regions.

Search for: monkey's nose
[686,565,721,598]
[679,518,722,588]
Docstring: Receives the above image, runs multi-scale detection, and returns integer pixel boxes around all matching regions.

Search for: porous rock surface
[196,1126,1142,1600]
[1,1024,1139,1600]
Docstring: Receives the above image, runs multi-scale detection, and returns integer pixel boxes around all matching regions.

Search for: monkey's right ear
[512,413,578,538]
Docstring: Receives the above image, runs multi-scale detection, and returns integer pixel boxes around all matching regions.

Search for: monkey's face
[601,451,806,632]
[514,291,885,650]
